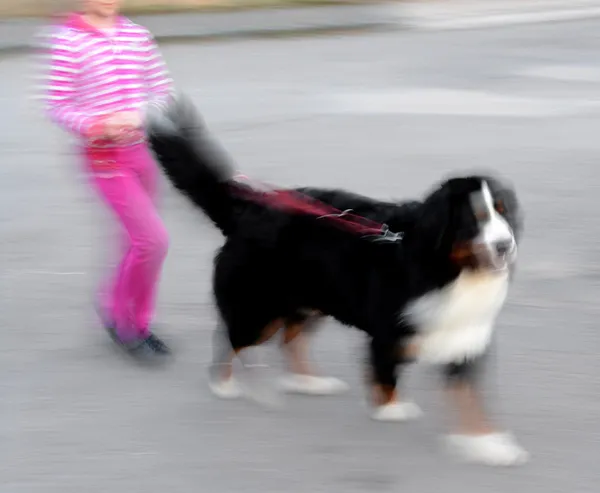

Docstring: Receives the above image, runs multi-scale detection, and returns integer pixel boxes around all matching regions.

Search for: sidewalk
[0,3,394,54]
[392,0,600,31]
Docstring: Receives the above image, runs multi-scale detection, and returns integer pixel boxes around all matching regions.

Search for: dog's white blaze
[405,268,509,365]
[479,181,514,251]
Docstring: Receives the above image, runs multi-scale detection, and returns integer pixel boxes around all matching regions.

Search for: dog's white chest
[404,270,509,364]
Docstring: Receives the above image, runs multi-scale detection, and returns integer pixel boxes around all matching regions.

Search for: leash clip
[367,224,404,243]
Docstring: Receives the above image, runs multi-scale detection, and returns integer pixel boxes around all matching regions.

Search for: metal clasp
[364,224,404,243]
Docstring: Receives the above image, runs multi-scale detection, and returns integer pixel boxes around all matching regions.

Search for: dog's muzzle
[477,236,517,271]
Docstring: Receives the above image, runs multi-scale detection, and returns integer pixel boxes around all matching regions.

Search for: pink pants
[86,144,169,342]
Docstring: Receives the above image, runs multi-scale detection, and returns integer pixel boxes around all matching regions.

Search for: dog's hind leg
[208,318,242,399]
[282,316,318,377]
[208,313,286,407]
[278,313,349,396]
[225,318,286,409]
[441,345,529,466]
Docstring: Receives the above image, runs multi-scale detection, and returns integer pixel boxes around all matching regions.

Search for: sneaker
[143,333,171,355]
[107,332,170,364]
[124,333,171,362]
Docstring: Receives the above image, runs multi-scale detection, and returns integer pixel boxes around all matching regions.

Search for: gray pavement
[2,18,600,493]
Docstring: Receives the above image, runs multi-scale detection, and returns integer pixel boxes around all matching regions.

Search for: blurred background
[0,0,370,17]
[1,1,599,492]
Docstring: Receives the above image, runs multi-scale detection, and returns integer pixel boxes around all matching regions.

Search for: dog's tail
[146,94,237,235]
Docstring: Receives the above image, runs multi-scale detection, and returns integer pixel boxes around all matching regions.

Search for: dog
[146,96,528,466]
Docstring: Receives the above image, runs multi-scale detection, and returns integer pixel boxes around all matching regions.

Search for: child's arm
[42,31,105,138]
[142,30,174,115]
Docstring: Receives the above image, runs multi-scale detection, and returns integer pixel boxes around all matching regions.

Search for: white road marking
[325,88,600,117]
[2,270,86,278]
[519,65,600,82]
[393,1,600,31]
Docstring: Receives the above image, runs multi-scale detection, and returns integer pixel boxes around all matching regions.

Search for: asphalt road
[2,19,599,493]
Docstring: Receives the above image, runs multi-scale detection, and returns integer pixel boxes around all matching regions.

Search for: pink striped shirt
[42,13,173,147]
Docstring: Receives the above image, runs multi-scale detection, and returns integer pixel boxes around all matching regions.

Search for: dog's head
[416,173,523,272]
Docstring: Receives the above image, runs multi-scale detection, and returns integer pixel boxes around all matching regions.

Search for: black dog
[147,96,528,466]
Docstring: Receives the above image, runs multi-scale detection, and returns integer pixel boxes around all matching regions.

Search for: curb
[153,21,393,44]
[0,23,392,57]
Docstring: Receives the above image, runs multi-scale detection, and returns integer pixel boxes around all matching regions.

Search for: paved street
[2,19,600,493]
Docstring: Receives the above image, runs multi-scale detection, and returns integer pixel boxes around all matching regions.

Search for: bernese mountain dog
[146,95,528,467]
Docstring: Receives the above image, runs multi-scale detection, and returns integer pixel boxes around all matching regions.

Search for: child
[43,0,174,361]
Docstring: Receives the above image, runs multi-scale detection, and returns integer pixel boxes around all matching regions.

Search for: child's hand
[103,111,143,142]
[110,111,143,129]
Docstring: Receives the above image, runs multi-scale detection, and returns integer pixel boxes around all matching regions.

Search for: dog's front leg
[444,351,495,435]
[368,336,421,422]
[442,349,529,466]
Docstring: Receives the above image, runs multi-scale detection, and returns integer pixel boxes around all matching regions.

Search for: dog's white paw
[208,376,243,399]
[445,432,530,467]
[278,374,350,396]
[371,401,423,422]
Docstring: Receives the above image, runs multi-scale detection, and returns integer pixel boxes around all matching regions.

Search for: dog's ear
[499,186,523,240]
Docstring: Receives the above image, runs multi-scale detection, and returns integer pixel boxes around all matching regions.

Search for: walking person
[42,0,174,361]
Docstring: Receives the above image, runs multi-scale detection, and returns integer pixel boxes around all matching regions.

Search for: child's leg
[96,228,129,327]
[90,168,168,342]
[127,145,169,334]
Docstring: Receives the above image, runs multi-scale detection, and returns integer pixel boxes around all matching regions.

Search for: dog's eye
[495,200,505,214]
